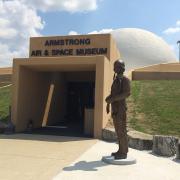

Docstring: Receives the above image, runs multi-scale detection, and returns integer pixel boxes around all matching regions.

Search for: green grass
[128,80,180,137]
[0,86,11,122]
[0,81,180,137]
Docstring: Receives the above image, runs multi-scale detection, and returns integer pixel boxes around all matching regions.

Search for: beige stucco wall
[0,74,11,82]
[133,63,180,72]
[132,63,180,80]
[46,72,67,126]
[12,34,120,139]
[132,71,180,80]
[12,67,51,131]
[12,56,115,138]
[65,71,95,82]
[0,67,12,82]
[29,34,120,61]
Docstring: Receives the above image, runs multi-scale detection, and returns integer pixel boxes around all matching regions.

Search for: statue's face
[114,62,124,74]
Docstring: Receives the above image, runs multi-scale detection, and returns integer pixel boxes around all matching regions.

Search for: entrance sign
[30,34,112,59]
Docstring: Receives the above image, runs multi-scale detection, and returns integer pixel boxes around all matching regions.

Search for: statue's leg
[111,115,120,156]
[112,111,128,159]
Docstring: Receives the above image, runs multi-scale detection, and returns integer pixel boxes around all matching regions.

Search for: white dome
[111,28,177,71]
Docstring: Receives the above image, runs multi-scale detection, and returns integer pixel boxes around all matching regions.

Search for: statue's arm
[105,94,111,114]
[111,90,130,102]
[107,78,131,104]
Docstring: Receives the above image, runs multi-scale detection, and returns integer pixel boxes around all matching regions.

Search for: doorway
[12,56,109,138]
[65,82,95,134]
[32,72,95,137]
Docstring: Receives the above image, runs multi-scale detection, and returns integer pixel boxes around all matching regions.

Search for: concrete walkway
[54,141,180,180]
[0,134,97,180]
[0,134,179,180]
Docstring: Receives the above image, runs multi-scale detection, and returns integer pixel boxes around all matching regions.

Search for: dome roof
[111,28,177,71]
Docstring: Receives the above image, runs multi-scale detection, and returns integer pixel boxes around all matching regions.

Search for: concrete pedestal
[102,155,136,165]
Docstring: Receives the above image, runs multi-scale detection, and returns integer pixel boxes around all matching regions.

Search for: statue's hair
[114,59,125,73]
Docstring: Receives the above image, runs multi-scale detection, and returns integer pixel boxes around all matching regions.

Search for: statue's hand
[106,103,110,114]
[105,96,113,104]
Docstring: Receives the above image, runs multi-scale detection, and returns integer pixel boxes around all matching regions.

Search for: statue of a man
[105,59,131,159]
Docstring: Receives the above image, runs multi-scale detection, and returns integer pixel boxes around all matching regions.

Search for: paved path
[0,134,97,180]
[1,134,179,180]
[54,141,180,180]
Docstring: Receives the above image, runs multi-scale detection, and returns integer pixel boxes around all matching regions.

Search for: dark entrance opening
[30,71,95,137]
[64,82,95,135]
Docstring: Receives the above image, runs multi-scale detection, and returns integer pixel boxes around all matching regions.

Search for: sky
[0,0,180,67]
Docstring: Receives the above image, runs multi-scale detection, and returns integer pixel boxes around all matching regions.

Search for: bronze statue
[105,59,131,159]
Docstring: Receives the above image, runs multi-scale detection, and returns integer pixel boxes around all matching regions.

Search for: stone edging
[102,127,180,158]
[102,127,153,150]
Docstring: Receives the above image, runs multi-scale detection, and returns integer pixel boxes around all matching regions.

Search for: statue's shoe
[114,153,127,160]
[111,151,120,156]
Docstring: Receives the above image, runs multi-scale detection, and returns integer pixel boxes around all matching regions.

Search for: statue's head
[113,59,125,74]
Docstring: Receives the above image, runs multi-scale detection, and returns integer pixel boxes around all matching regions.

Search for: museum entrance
[48,81,95,137]
[66,82,95,126]
[32,71,95,137]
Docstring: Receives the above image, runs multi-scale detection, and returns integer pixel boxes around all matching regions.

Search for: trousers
[112,111,128,154]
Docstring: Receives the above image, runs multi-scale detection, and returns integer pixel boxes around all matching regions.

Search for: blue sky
[39,0,180,57]
[0,0,180,66]
[39,0,180,36]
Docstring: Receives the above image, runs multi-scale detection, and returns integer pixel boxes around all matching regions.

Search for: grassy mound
[0,81,180,137]
[128,80,180,137]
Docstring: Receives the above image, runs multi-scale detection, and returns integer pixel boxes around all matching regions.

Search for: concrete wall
[132,71,180,80]
[93,57,112,137]
[132,63,180,80]
[12,56,109,138]
[0,74,11,82]
[110,35,121,62]
[65,71,95,82]
[13,67,51,131]
[29,34,119,62]
[46,72,67,125]
[133,63,180,72]
[0,67,12,82]
[12,33,120,139]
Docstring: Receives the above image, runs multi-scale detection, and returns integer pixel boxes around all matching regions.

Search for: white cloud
[68,28,113,36]
[68,31,79,35]
[176,21,180,26]
[163,27,180,35]
[0,28,17,39]
[0,18,10,27]
[88,28,113,34]
[0,0,100,67]
[0,43,26,66]
[162,20,180,58]
[0,0,45,67]
[1,1,45,36]
[21,0,98,13]
[163,20,180,35]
